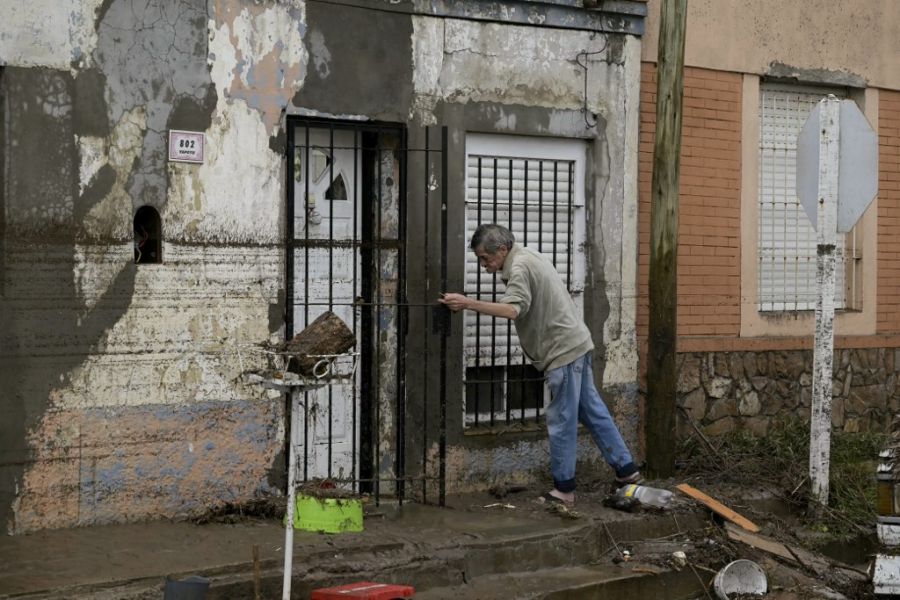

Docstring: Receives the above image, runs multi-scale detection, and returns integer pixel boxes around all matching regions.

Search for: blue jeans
[545,352,637,493]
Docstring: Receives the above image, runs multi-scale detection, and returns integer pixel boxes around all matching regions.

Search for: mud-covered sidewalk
[0,484,875,599]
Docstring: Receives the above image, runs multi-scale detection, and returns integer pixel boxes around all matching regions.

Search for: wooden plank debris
[675,483,760,533]
[631,566,663,575]
[724,522,794,561]
[724,523,867,583]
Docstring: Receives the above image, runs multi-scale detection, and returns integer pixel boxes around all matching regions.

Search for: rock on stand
[284,311,355,376]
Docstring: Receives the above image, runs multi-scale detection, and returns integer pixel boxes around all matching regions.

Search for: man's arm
[438,293,518,320]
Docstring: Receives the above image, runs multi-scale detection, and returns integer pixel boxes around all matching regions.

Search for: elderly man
[439,223,641,506]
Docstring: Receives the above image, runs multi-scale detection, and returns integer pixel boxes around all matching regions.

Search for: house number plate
[168,130,205,163]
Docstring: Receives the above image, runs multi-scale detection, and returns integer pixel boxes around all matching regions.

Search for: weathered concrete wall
[1,0,644,531]
[0,0,104,70]
[405,15,643,488]
[1,0,300,533]
[676,349,900,438]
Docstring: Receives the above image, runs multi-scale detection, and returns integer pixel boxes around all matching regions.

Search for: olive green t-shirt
[498,244,593,372]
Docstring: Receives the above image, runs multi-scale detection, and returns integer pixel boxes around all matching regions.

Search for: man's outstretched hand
[439,293,518,320]
[438,292,470,312]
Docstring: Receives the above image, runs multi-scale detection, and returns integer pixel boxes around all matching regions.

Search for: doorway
[286,119,405,494]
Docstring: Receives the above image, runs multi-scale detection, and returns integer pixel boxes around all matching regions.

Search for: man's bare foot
[549,489,574,505]
[537,489,574,506]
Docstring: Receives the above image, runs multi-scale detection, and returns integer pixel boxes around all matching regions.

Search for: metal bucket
[163,575,210,600]
[712,559,767,599]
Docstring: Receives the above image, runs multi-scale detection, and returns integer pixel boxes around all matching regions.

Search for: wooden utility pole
[646,0,687,477]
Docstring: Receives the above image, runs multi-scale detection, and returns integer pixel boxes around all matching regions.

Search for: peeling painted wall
[1,0,300,533]
[413,18,615,113]
[0,0,105,70]
[1,0,644,531]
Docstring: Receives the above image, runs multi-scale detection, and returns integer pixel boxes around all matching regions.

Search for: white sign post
[796,96,878,508]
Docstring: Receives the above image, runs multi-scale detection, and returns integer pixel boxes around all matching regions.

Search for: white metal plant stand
[244,349,359,600]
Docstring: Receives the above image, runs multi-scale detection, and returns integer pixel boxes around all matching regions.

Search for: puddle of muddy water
[816,532,879,567]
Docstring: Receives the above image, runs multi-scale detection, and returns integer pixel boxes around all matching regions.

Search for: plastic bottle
[615,484,673,509]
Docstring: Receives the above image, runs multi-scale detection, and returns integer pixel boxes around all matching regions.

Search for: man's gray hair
[470,223,515,253]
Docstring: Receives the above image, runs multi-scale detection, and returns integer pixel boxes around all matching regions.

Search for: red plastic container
[311,581,415,600]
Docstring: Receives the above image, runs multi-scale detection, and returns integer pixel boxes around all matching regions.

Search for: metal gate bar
[439,126,449,506]
[396,127,408,503]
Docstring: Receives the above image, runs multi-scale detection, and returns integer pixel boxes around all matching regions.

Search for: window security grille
[464,135,586,427]
[758,83,858,312]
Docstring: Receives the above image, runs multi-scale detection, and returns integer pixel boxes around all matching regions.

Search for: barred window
[758,83,859,312]
[463,134,587,427]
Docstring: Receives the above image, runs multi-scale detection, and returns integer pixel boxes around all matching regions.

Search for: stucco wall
[1,0,643,531]
[641,0,900,91]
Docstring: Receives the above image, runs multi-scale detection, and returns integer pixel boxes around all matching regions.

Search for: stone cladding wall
[676,348,900,437]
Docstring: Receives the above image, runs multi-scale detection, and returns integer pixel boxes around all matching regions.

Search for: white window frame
[463,133,587,426]
[740,76,878,338]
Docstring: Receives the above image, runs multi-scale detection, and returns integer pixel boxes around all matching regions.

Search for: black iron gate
[285,118,448,505]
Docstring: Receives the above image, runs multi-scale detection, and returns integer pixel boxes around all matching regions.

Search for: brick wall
[879,90,900,333]
[638,64,743,339]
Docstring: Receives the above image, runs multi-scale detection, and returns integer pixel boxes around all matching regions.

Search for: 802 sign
[169,130,205,163]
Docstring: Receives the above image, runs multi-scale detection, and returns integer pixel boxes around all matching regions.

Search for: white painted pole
[282,392,299,600]
[809,96,840,508]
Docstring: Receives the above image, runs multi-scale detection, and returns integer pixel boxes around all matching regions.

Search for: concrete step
[415,563,706,600]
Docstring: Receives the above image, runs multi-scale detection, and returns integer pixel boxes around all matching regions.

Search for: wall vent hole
[134,205,162,264]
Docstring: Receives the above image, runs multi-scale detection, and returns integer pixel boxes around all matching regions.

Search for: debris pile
[594,482,872,598]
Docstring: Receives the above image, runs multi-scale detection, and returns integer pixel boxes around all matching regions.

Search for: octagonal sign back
[796,98,879,233]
